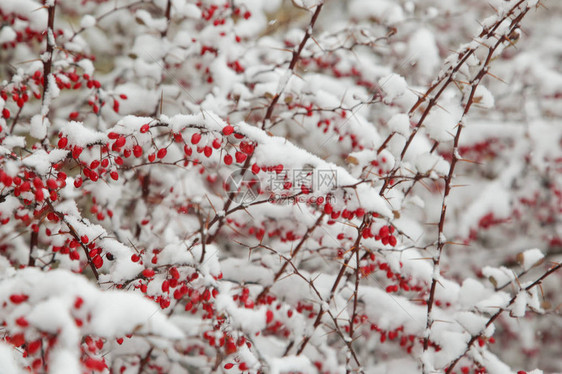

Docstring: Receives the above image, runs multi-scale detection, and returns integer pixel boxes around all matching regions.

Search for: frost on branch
[0,0,561,373]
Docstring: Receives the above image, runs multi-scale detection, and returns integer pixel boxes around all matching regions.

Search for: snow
[0,196,20,218]
[114,83,159,115]
[174,2,202,19]
[474,85,495,108]
[388,113,411,136]
[292,0,322,9]
[455,311,487,336]
[135,9,168,32]
[424,91,463,142]
[0,26,16,44]
[0,0,47,29]
[80,14,96,29]
[0,0,559,372]
[22,149,68,175]
[407,28,440,80]
[1,268,184,342]
[379,74,408,103]
[2,136,25,150]
[482,266,515,288]
[77,59,95,76]
[348,0,405,24]
[458,278,510,312]
[99,238,144,283]
[41,74,60,117]
[359,286,426,333]
[458,181,511,238]
[518,248,544,271]
[60,121,107,147]
[415,153,449,176]
[215,291,267,335]
[268,355,315,374]
[29,114,48,139]
[0,343,20,374]
[48,349,81,374]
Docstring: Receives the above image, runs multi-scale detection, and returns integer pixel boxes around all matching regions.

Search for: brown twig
[445,262,562,374]
[261,3,324,130]
[41,3,56,107]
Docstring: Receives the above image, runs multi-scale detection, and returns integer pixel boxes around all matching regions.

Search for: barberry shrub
[0,0,560,373]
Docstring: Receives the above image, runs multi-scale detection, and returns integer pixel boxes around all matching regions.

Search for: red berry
[140,124,150,133]
[133,145,143,158]
[74,297,84,309]
[114,136,126,147]
[157,148,167,159]
[92,255,103,268]
[142,269,155,278]
[161,280,170,293]
[72,146,83,158]
[10,294,29,304]
[10,333,25,347]
[203,146,212,157]
[15,316,29,327]
[69,111,79,120]
[2,108,9,119]
[235,151,246,163]
[169,267,180,279]
[184,145,193,156]
[27,340,41,354]
[35,189,45,202]
[251,164,260,174]
[222,125,234,135]
[191,133,201,144]
[46,178,58,190]
[84,357,106,371]
[58,137,68,148]
[224,154,233,165]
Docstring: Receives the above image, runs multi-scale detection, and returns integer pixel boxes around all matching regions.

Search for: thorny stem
[8,105,23,134]
[256,213,325,302]
[378,0,531,196]
[422,121,464,355]
[295,215,369,358]
[162,0,172,37]
[47,201,100,281]
[279,247,363,368]
[445,262,562,374]
[421,3,533,371]
[69,0,149,42]
[346,237,361,373]
[138,347,154,374]
[203,155,253,251]
[42,2,56,107]
[28,230,38,267]
[261,2,324,130]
